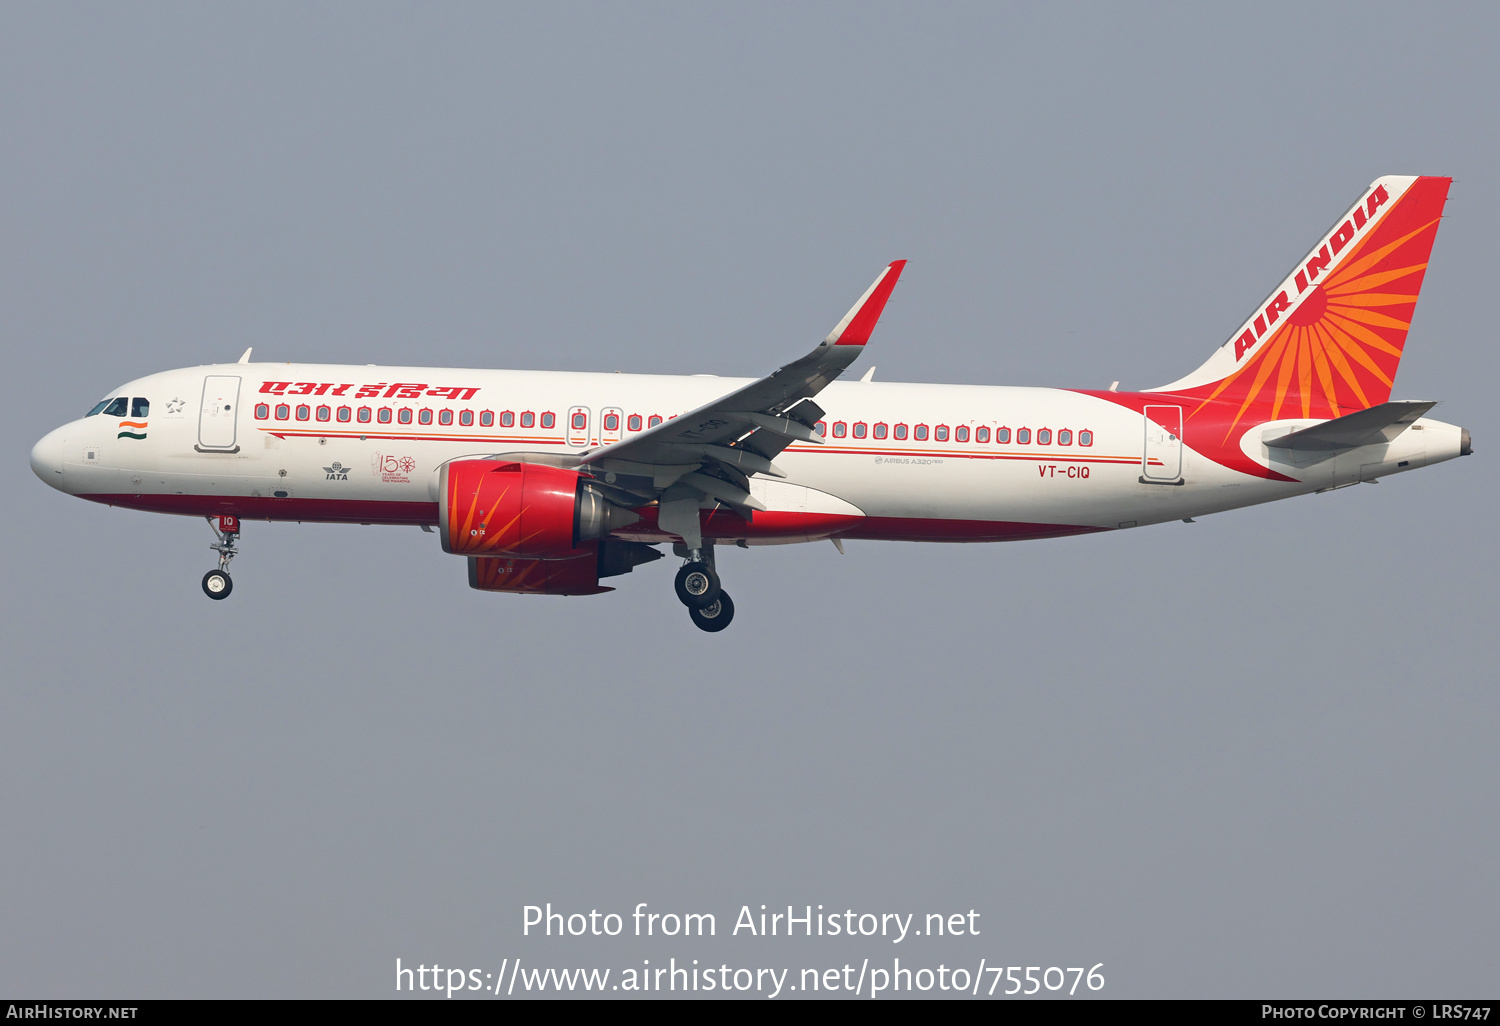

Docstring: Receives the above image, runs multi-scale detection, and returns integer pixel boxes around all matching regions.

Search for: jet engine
[438,460,638,558]
[468,549,611,595]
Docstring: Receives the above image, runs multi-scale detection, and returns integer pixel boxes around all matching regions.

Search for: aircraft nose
[30,426,68,488]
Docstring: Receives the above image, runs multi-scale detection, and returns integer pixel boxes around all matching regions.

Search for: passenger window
[480,411,495,427]
[460,410,474,427]
[1016,427,1031,444]
[648,414,663,428]
[832,421,847,438]
[275,404,290,420]
[934,425,948,441]
[914,424,929,441]
[541,412,556,429]
[397,408,412,424]
[975,426,989,443]
[874,423,888,439]
[894,424,908,440]
[419,409,433,425]
[131,398,149,418]
[358,407,372,423]
[572,411,587,429]
[296,405,311,421]
[1079,429,1093,446]
[1057,428,1072,445]
[604,413,619,431]
[1037,428,1051,444]
[338,406,352,422]
[378,408,393,424]
[521,412,535,428]
[103,397,129,418]
[955,426,968,442]
[627,414,642,432]
[500,411,515,427]
[996,426,1011,443]
[439,409,453,426]
[316,405,331,422]
[815,421,826,437]
[254,403,270,420]
[853,422,867,438]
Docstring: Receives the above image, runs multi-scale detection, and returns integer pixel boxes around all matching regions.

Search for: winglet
[823,260,907,346]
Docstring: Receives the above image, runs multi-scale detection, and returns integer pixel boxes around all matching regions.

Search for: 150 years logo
[373,454,416,483]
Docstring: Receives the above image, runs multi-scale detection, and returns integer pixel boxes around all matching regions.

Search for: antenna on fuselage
[238,347,253,364]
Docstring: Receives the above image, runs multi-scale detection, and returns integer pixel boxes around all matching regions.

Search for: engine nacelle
[468,539,664,596]
[439,460,637,558]
[469,550,612,595]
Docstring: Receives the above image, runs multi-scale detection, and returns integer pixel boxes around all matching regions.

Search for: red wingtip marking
[834,259,907,346]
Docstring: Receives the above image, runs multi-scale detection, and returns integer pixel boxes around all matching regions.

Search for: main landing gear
[674,543,733,632]
[689,591,734,632]
[202,515,240,600]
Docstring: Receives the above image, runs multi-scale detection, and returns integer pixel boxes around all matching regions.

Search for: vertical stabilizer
[1155,176,1451,432]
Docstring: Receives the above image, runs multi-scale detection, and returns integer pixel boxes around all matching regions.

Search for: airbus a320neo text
[31,176,1470,631]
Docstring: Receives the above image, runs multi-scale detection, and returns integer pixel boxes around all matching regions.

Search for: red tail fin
[1158,175,1451,435]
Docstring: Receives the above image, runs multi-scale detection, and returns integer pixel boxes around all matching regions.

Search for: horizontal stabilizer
[1267,401,1436,452]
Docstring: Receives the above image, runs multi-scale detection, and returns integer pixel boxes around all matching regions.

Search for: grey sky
[2,2,1495,998]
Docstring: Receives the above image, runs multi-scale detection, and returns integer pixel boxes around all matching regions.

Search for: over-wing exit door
[566,406,591,448]
[1142,405,1183,483]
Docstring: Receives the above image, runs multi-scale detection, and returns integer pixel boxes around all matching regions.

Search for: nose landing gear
[202,515,240,600]
[674,543,734,631]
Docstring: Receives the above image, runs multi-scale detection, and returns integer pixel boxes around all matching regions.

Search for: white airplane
[31,175,1469,631]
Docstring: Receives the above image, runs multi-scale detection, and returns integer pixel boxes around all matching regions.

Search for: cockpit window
[86,399,113,417]
[102,397,129,417]
[131,397,149,418]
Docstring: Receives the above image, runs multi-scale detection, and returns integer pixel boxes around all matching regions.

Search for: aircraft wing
[579,261,906,513]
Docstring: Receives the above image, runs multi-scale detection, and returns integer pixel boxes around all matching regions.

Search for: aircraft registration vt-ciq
[31,175,1470,632]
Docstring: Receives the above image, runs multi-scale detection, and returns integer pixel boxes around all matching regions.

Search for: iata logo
[324,461,350,481]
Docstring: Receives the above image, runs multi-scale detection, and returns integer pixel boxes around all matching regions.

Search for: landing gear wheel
[689,591,734,632]
[202,569,233,600]
[674,561,721,609]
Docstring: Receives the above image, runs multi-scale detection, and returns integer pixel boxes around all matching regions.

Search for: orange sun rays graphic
[1191,215,1440,439]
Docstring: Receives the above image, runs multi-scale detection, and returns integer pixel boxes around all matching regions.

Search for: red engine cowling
[468,549,613,596]
[439,460,638,558]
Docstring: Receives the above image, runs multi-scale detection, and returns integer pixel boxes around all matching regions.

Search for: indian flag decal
[118,420,147,440]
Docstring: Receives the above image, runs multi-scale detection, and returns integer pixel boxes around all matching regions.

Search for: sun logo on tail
[1190,199,1445,439]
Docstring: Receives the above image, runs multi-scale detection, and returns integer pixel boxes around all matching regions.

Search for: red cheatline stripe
[262,429,566,445]
[787,445,1136,464]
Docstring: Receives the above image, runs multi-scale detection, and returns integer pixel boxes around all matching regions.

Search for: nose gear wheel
[202,569,233,599]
